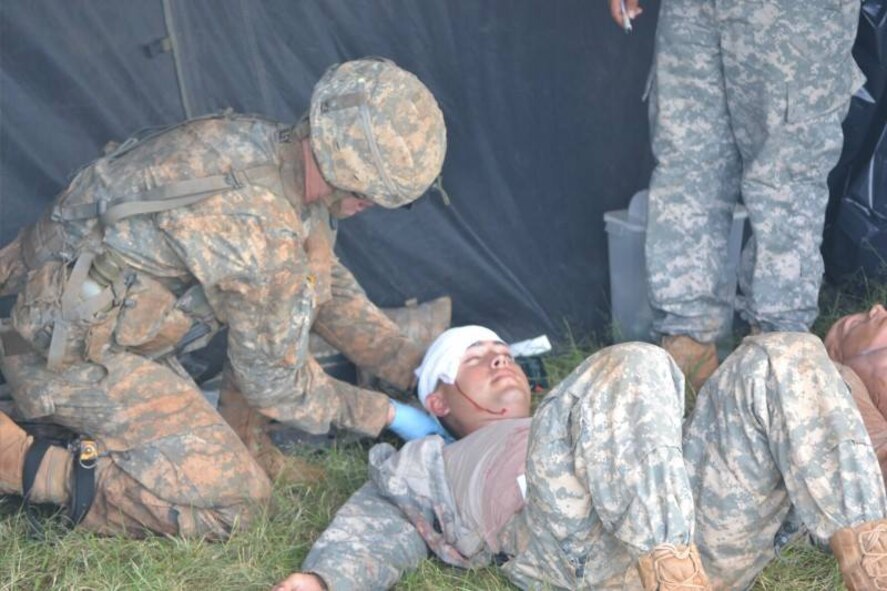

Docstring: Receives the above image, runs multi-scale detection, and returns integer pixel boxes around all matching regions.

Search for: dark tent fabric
[0,0,658,343]
[825,0,887,283]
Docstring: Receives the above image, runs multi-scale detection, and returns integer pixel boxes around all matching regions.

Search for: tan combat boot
[0,410,29,494]
[0,410,70,503]
[217,380,325,486]
[356,295,452,389]
[661,335,718,394]
[381,296,452,351]
[637,543,712,591]
[830,518,887,591]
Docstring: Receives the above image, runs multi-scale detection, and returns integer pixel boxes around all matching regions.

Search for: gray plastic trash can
[604,190,748,349]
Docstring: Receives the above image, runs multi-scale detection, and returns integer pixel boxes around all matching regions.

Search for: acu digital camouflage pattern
[0,105,435,536]
[645,0,863,341]
[301,335,887,590]
[684,332,886,590]
[310,58,446,207]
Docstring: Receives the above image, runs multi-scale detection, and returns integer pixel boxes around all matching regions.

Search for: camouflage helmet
[309,58,447,208]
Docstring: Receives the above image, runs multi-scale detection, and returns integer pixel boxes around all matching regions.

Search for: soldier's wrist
[386,400,396,426]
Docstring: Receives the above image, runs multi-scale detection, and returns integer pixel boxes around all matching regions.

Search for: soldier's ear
[425,390,450,418]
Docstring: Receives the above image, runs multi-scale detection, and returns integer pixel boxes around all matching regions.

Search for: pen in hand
[620,0,633,33]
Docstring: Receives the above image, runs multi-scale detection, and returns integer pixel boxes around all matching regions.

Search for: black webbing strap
[67,441,96,527]
[21,438,52,501]
[20,436,97,539]
[21,437,52,537]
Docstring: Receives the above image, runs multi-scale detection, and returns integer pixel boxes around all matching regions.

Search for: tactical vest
[10,112,305,371]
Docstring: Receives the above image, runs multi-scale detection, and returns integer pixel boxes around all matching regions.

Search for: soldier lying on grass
[274,325,887,591]
[827,303,887,490]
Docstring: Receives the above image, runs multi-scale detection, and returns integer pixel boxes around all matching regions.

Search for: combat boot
[637,543,712,591]
[357,295,452,390]
[830,518,887,590]
[0,410,29,494]
[661,335,718,394]
[217,381,325,486]
[381,296,452,351]
[0,410,70,503]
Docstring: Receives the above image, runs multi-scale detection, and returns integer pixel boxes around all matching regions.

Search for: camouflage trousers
[4,350,271,538]
[504,334,885,590]
[685,332,886,589]
[645,0,862,340]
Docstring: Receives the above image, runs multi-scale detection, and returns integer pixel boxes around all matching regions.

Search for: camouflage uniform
[0,113,420,537]
[307,212,425,392]
[646,0,863,340]
[302,334,887,590]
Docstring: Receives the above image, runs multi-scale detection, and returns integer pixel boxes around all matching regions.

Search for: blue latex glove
[388,400,453,442]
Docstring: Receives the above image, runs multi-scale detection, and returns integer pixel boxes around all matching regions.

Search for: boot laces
[653,544,709,590]
[859,525,887,590]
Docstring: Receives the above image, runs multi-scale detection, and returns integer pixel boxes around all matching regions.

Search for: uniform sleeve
[0,229,28,296]
[160,192,391,437]
[312,257,423,391]
[257,355,391,438]
[302,482,430,591]
[158,191,314,405]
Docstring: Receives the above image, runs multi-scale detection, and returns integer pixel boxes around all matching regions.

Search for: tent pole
[162,0,194,118]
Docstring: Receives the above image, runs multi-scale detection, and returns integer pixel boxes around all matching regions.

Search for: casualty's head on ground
[826,303,887,394]
[415,325,532,438]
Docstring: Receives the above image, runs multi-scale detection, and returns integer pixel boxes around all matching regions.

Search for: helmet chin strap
[453,380,507,416]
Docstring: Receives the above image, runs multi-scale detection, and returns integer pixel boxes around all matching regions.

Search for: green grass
[1,279,884,590]
[0,450,845,591]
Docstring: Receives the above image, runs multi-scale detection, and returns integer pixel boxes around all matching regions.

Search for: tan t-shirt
[443,418,532,553]
[837,363,887,484]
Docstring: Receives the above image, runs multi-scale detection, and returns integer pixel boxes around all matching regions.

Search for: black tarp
[0,0,658,343]
[825,0,887,282]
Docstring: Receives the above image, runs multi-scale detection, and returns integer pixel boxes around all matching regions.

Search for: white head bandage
[415,325,504,409]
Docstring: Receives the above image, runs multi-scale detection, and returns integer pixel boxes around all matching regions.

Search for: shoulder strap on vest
[54,164,280,227]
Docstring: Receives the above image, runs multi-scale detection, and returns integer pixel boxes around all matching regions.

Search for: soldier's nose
[491,354,510,367]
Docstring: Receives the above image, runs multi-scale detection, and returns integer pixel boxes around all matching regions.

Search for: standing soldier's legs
[646,0,742,342]
[684,333,887,590]
[646,0,738,389]
[509,343,708,590]
[2,350,271,538]
[722,1,862,332]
